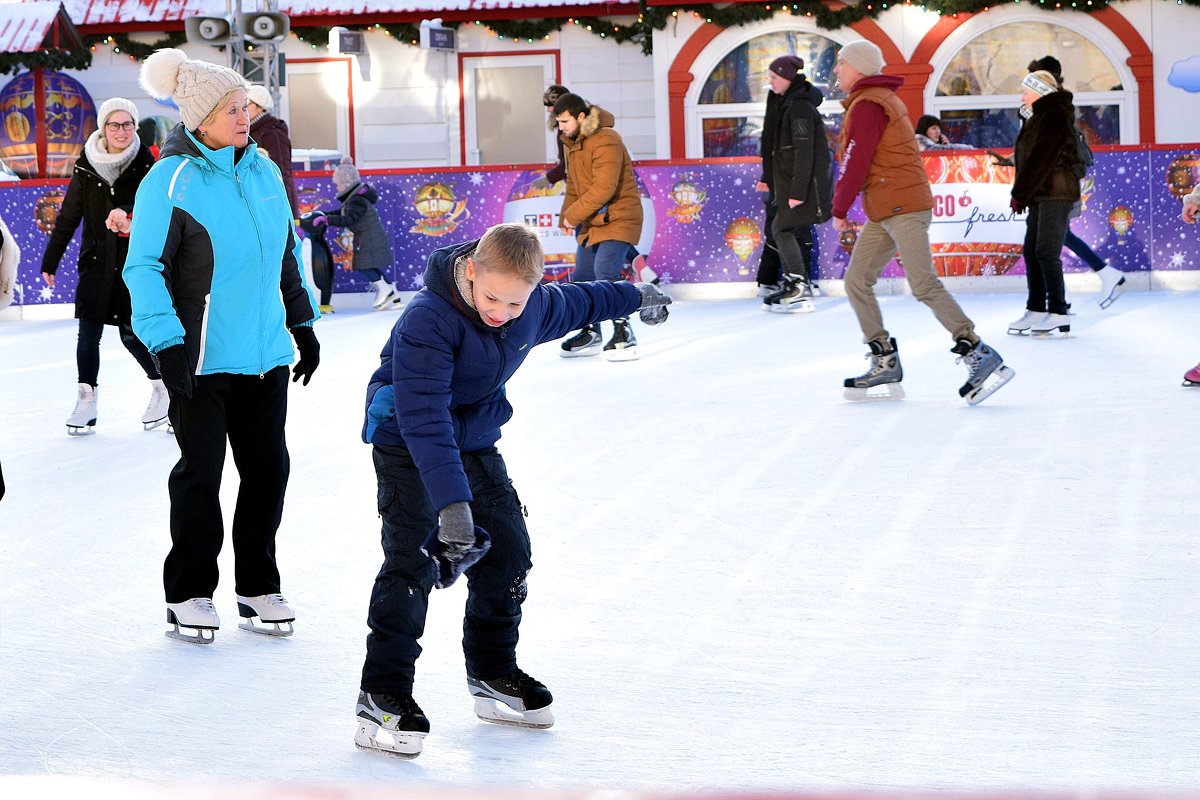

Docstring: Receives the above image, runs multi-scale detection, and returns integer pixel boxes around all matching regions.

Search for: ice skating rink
[1,287,1198,795]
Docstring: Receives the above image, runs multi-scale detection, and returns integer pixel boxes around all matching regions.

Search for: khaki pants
[844,209,976,345]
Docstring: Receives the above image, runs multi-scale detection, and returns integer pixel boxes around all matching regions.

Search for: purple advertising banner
[3,147,1200,308]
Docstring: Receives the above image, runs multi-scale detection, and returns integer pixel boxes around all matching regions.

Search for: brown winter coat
[839,83,933,221]
[560,106,643,247]
[1012,91,1082,206]
[250,112,298,217]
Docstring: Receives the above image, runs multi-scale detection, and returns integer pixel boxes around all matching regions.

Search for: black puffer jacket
[41,145,155,324]
[325,183,394,273]
[1013,90,1082,206]
[762,78,833,228]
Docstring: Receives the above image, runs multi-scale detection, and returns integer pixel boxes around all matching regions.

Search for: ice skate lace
[955,349,982,377]
[189,598,217,614]
[499,668,544,694]
[379,693,424,717]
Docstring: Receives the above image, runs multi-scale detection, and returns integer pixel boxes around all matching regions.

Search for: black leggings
[76,318,158,387]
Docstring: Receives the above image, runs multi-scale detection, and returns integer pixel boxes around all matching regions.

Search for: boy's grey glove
[153,344,195,399]
[635,281,672,325]
[421,502,492,588]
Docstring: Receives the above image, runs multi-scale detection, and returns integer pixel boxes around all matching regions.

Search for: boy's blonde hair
[473,223,544,285]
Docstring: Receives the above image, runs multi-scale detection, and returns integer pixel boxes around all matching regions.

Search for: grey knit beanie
[333,156,360,193]
[139,48,248,131]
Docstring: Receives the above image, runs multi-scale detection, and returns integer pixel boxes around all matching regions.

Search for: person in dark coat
[1006,69,1082,337]
[40,97,164,435]
[247,84,298,218]
[353,222,671,758]
[756,55,833,312]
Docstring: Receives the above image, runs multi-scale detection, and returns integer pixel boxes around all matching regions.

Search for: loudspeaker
[184,16,233,46]
[240,12,290,44]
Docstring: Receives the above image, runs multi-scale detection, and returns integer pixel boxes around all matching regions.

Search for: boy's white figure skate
[1007,309,1047,335]
[1030,313,1071,338]
[467,669,555,729]
[354,692,429,759]
[1097,263,1127,309]
[66,383,97,435]
[951,339,1015,405]
[142,378,169,430]
[843,337,905,402]
[236,593,295,636]
[166,598,220,644]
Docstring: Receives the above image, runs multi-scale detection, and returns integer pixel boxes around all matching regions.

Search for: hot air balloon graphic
[1108,205,1134,239]
[667,178,707,224]
[724,217,762,272]
[411,181,470,236]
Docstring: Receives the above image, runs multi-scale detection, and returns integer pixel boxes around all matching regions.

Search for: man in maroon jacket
[831,40,1013,405]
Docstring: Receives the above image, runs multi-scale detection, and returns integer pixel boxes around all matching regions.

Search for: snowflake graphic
[687,259,696,268]
[469,173,484,186]
[733,178,743,186]
[1117,166,1126,175]
[39,285,53,301]
[1171,251,1186,268]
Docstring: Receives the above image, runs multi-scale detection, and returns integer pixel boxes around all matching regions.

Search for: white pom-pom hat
[139,48,248,131]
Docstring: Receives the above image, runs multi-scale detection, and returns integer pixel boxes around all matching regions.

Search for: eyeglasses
[105,121,136,132]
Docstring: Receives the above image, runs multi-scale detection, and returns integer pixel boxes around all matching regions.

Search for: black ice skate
[355,691,430,759]
[843,337,905,402]
[560,324,601,358]
[604,317,638,362]
[951,339,1015,405]
[467,668,555,728]
[763,274,814,313]
[236,593,295,637]
[165,598,220,645]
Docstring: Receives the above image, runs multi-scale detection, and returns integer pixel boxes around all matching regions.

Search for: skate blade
[767,301,814,313]
[237,618,294,638]
[605,346,639,362]
[964,365,1016,406]
[354,720,423,758]
[1183,380,1200,388]
[143,417,169,431]
[843,384,905,402]
[1006,327,1031,336]
[1030,326,1071,338]
[473,697,554,729]
[165,624,216,645]
[559,344,601,358]
[66,424,96,436]
[1099,279,1126,310]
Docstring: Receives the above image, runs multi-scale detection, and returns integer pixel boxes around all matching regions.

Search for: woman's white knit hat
[139,48,248,131]
[97,97,139,127]
[246,84,274,112]
[1021,70,1059,97]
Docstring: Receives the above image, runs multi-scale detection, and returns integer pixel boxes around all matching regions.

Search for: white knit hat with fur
[97,97,139,128]
[246,84,274,112]
[139,48,248,131]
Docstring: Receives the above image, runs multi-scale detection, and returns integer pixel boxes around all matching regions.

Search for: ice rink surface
[1,287,1198,793]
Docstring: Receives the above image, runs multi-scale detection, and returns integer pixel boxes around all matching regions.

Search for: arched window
[693,30,844,157]
[927,18,1130,148]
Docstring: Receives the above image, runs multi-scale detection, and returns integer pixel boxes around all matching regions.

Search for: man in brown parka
[552,92,645,361]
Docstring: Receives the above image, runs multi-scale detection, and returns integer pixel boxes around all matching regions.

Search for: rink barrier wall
[2,145,1199,319]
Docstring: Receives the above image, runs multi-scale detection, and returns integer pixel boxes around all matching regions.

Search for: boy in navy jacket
[354,222,671,758]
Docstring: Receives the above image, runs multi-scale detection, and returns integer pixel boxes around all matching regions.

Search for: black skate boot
[763,273,814,313]
[604,316,638,362]
[843,337,904,401]
[560,323,601,358]
[951,338,1015,405]
[468,667,555,728]
[355,691,430,758]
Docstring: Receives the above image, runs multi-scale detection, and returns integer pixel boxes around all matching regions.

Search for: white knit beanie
[1021,70,1059,97]
[333,156,360,193]
[246,84,273,112]
[139,48,248,131]
[838,40,885,77]
[97,97,139,127]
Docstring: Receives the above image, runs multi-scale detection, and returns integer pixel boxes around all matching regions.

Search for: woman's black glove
[153,345,195,399]
[291,326,320,386]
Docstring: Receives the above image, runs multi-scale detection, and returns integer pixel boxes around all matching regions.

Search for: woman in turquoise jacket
[125,49,320,644]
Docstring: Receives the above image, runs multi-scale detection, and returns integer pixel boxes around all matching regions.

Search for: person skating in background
[39,97,164,435]
[914,115,973,151]
[247,84,299,219]
[552,92,647,360]
[354,222,671,758]
[310,156,400,311]
[1180,186,1200,386]
[531,84,571,192]
[830,41,1013,404]
[755,54,833,312]
[1005,70,1080,338]
[1025,55,1127,310]
[126,48,320,644]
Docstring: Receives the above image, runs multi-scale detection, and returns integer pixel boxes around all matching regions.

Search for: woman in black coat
[1007,70,1081,337]
[41,97,164,435]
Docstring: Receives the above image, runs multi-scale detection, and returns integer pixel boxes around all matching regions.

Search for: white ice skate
[467,670,555,729]
[236,593,295,637]
[1007,309,1047,336]
[1097,264,1127,310]
[354,692,428,759]
[369,279,398,310]
[166,598,220,644]
[66,383,97,435]
[1030,313,1071,338]
[142,379,169,431]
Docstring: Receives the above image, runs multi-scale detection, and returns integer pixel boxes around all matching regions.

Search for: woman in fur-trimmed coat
[1007,70,1081,334]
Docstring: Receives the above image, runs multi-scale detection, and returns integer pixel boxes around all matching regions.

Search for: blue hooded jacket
[363,239,641,510]
[124,125,317,374]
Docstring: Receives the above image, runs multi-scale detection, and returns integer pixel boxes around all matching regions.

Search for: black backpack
[1072,126,1094,180]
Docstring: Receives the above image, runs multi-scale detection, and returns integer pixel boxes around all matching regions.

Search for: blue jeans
[573,240,630,283]
[361,444,532,694]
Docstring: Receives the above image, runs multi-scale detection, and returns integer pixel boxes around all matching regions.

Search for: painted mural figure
[38,97,162,435]
[124,49,321,646]
[756,54,833,313]
[353,222,671,758]
[831,40,1013,405]
[552,92,648,361]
